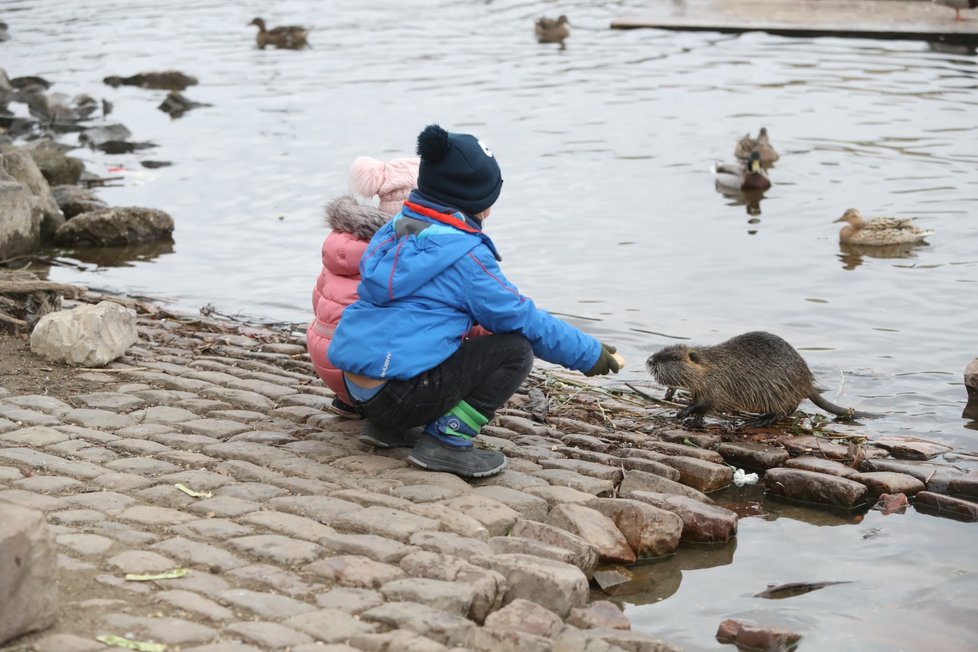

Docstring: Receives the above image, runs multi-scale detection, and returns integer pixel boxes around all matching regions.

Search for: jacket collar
[401,190,502,261]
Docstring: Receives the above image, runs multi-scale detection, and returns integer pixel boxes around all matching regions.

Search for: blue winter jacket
[327,191,602,380]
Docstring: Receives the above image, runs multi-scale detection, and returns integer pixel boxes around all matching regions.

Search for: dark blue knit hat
[416,124,503,215]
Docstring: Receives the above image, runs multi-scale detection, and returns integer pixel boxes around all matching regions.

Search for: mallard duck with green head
[249,17,309,50]
[834,208,934,246]
[715,151,772,192]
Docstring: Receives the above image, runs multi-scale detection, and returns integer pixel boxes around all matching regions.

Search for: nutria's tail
[809,392,878,420]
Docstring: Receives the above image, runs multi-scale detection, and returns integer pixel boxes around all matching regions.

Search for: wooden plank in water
[611,0,978,44]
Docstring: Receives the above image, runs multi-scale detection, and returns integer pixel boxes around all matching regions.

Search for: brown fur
[323,195,390,241]
[646,331,866,427]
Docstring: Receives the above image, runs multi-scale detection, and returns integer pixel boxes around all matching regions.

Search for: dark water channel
[3,0,977,648]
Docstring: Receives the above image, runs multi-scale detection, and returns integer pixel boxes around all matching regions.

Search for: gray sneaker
[406,434,507,478]
[358,421,423,449]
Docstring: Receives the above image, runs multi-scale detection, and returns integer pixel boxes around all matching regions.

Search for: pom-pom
[417,124,451,162]
[349,156,386,197]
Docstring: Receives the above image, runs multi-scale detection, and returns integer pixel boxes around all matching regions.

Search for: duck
[833,208,934,246]
[931,0,978,21]
[734,127,779,166]
[535,15,570,46]
[249,17,309,50]
[714,151,772,192]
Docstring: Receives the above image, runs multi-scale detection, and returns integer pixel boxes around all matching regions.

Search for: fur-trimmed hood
[324,195,391,241]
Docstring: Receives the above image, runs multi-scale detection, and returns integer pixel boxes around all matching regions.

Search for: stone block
[31,301,137,367]
[0,504,58,644]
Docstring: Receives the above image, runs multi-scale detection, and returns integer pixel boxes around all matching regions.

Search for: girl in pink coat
[306,156,420,416]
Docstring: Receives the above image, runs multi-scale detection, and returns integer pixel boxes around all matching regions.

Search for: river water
[3,0,977,648]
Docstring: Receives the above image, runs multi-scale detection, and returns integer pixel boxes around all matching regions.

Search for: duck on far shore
[931,0,978,21]
[535,15,570,47]
[249,17,309,50]
[714,151,772,192]
[734,127,779,166]
[833,208,934,246]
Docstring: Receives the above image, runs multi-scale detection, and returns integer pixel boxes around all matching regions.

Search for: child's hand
[585,343,621,376]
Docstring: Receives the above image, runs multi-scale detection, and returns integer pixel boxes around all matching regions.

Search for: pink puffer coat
[306,196,390,403]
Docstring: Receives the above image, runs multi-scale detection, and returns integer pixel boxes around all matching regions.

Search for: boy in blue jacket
[328,124,620,478]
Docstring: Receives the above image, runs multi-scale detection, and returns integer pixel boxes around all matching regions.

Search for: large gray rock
[54,206,174,246]
[0,179,41,259]
[30,300,138,367]
[0,148,65,239]
[25,148,85,186]
[0,504,59,644]
[52,184,108,219]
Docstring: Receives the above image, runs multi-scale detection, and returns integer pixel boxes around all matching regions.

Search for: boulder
[0,504,59,644]
[545,503,635,565]
[0,148,65,239]
[52,184,108,219]
[30,300,138,367]
[25,148,84,186]
[54,206,174,246]
[0,180,40,259]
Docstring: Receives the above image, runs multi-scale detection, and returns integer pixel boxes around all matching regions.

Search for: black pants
[353,333,534,431]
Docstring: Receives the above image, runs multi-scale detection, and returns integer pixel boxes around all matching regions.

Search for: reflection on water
[62,240,175,268]
[837,241,931,270]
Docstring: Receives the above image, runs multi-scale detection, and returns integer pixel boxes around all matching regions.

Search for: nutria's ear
[688,351,699,363]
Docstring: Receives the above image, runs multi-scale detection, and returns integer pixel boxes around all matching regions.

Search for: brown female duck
[834,208,934,246]
[535,15,570,46]
[249,17,309,50]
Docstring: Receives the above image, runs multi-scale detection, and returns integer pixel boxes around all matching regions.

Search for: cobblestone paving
[1,310,683,652]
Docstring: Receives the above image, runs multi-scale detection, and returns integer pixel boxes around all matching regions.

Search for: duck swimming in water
[249,17,309,50]
[535,15,570,47]
[833,208,934,246]
[714,151,772,192]
[734,127,779,166]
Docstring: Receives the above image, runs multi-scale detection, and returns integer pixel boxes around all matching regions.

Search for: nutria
[646,331,872,427]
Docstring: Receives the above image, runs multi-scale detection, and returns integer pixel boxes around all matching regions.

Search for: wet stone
[781,435,856,460]
[228,534,325,565]
[853,471,926,498]
[585,497,683,559]
[716,618,802,651]
[717,441,790,471]
[546,503,636,565]
[872,436,953,461]
[765,468,870,508]
[218,588,317,619]
[71,392,146,411]
[784,455,861,479]
[948,474,978,501]
[658,456,732,493]
[440,495,521,537]
[860,458,967,494]
[619,468,714,504]
[639,440,725,464]
[538,458,623,484]
[507,445,565,462]
[315,587,385,614]
[306,554,408,589]
[628,491,738,543]
[913,491,978,521]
